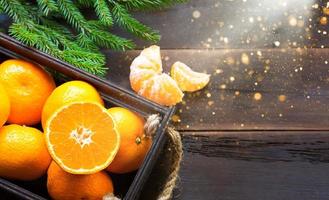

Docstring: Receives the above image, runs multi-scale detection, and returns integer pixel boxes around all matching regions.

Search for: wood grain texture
[105,49,329,131]
[1,1,329,200]
[0,0,326,49]
[112,0,325,49]
[171,131,329,200]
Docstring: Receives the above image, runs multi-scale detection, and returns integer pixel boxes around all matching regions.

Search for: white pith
[70,126,94,148]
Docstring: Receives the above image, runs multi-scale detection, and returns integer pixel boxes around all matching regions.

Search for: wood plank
[0,0,327,49]
[105,49,329,131]
[172,131,329,200]
[112,0,325,49]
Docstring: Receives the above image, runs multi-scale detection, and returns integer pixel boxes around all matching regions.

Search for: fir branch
[0,0,31,22]
[0,0,187,77]
[9,21,107,76]
[10,22,59,54]
[111,1,160,42]
[37,0,58,16]
[57,0,88,33]
[94,0,113,27]
[76,33,100,52]
[35,24,107,75]
[75,0,94,7]
[87,23,135,50]
[9,22,39,47]
[61,49,107,75]
[122,0,163,10]
[94,31,134,50]
[41,18,74,39]
[122,0,187,10]
[63,49,105,63]
[57,0,132,50]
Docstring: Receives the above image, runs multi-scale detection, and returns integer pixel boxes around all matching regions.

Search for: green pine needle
[57,0,88,33]
[0,0,31,23]
[37,0,58,16]
[90,29,135,50]
[76,0,94,7]
[9,21,107,76]
[41,18,74,40]
[94,0,113,27]
[123,0,164,10]
[123,0,188,10]
[61,49,107,75]
[87,21,135,50]
[111,2,160,42]
[10,22,58,54]
[9,23,39,47]
[77,33,100,52]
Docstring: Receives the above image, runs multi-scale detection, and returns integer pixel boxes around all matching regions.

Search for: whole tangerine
[107,107,152,174]
[47,161,114,200]
[0,59,55,125]
[0,124,51,180]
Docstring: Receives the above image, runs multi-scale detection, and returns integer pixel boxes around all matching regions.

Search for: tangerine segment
[139,45,162,73]
[139,74,183,106]
[171,61,210,92]
[131,55,160,73]
[130,46,163,92]
[45,102,120,174]
[130,67,158,92]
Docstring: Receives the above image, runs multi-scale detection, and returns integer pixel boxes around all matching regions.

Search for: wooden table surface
[107,0,329,199]
[1,0,329,200]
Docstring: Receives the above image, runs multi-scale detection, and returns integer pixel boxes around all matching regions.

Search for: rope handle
[103,114,183,200]
[144,114,162,138]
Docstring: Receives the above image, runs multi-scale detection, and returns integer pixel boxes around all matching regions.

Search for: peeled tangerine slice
[171,61,210,92]
[130,45,162,74]
[138,74,184,106]
[45,102,120,174]
[130,66,158,92]
[130,45,163,92]
[140,45,162,73]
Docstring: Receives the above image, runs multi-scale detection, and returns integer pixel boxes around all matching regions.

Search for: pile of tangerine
[0,59,151,200]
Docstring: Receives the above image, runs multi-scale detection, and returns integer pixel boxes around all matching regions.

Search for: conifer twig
[123,0,188,10]
[0,0,187,77]
[0,0,31,22]
[37,0,58,16]
[94,0,113,27]
[57,0,87,33]
[110,1,160,42]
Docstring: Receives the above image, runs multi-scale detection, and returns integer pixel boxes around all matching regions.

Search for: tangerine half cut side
[45,102,120,174]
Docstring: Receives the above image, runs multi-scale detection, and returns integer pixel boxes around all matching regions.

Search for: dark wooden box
[0,33,176,200]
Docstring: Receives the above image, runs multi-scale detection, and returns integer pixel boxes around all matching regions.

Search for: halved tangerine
[45,102,120,174]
